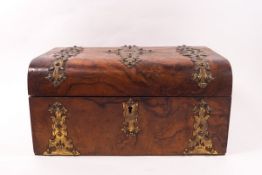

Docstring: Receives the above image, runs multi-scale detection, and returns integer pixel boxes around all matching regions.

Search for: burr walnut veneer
[28,45,232,155]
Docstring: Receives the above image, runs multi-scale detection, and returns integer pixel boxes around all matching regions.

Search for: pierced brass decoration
[122,98,140,136]
[43,102,80,156]
[46,46,83,87]
[184,99,218,155]
[108,45,152,68]
[176,45,214,88]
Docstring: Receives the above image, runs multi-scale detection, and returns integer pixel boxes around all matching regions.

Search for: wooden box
[28,45,232,155]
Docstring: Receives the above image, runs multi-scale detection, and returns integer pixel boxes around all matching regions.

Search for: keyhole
[128,106,133,114]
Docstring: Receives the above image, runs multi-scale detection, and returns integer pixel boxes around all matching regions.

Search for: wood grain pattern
[28,47,232,97]
[29,97,231,155]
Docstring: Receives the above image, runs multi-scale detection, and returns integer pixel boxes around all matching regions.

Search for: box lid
[28,45,232,97]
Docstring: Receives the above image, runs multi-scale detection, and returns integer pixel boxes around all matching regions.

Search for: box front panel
[29,97,231,155]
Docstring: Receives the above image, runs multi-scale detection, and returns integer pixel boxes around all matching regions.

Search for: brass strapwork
[43,102,80,156]
[122,98,140,136]
[176,45,214,88]
[108,45,152,68]
[46,46,83,87]
[184,99,218,154]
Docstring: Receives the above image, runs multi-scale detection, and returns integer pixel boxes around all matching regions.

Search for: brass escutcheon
[122,98,140,136]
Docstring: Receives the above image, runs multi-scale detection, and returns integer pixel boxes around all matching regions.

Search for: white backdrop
[0,0,262,175]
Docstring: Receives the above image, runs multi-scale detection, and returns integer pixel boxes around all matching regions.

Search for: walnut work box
[28,45,232,156]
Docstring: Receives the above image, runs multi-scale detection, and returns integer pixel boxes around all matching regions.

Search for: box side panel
[29,97,231,155]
